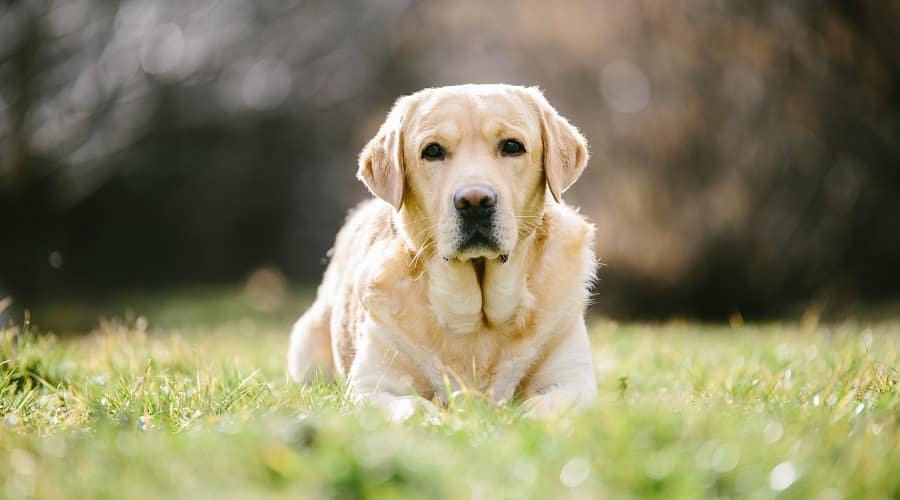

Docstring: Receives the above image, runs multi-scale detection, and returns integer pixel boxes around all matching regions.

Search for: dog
[288,84,598,419]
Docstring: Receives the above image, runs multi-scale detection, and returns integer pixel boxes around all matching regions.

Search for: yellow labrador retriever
[288,84,597,418]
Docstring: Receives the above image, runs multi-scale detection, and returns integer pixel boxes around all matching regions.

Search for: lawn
[1,290,898,499]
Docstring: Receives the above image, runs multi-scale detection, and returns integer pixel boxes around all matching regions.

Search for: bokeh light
[1,0,898,319]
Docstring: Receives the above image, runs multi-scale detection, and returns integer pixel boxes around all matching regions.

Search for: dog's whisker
[409,222,440,242]
[410,240,435,269]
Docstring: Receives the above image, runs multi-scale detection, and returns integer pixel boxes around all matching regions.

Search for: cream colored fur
[288,84,597,419]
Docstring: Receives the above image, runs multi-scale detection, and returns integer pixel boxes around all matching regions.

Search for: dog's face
[402,88,545,260]
[358,84,588,262]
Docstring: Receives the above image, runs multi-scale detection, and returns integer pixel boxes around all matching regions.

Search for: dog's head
[358,84,588,262]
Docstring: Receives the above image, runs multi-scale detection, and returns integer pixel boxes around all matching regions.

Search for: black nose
[453,185,497,218]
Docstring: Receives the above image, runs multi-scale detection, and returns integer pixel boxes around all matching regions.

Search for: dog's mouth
[452,224,509,263]
[460,231,498,251]
[457,221,498,249]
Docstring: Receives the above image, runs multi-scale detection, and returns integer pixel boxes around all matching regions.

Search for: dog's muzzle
[453,184,500,252]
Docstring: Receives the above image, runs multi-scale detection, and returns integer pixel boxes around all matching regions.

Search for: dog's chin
[448,234,510,262]
[454,248,501,261]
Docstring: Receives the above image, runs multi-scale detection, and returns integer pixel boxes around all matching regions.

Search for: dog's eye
[500,139,525,157]
[421,143,445,161]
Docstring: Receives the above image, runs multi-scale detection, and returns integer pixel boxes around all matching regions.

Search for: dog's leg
[519,318,597,418]
[346,333,440,421]
[287,300,335,383]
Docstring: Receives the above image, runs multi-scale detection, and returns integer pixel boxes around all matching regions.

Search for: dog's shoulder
[338,201,424,322]
[334,198,394,249]
[528,202,598,311]
[542,202,596,253]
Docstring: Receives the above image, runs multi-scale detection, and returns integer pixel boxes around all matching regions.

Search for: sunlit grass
[1,297,898,499]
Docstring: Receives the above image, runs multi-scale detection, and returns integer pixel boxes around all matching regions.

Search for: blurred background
[1,0,899,327]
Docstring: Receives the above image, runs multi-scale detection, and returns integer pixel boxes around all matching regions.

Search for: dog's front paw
[367,395,441,423]
[522,395,570,419]
[521,384,593,419]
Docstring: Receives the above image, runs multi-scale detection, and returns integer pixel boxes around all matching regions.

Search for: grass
[0,290,898,499]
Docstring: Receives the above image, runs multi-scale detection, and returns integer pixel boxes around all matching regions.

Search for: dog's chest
[430,300,521,338]
[425,261,532,390]
[427,263,527,336]
[438,326,506,389]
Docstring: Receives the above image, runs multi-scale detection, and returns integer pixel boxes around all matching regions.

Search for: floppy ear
[525,87,589,203]
[357,96,410,210]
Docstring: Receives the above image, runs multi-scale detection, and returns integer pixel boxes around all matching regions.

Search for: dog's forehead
[409,87,537,135]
